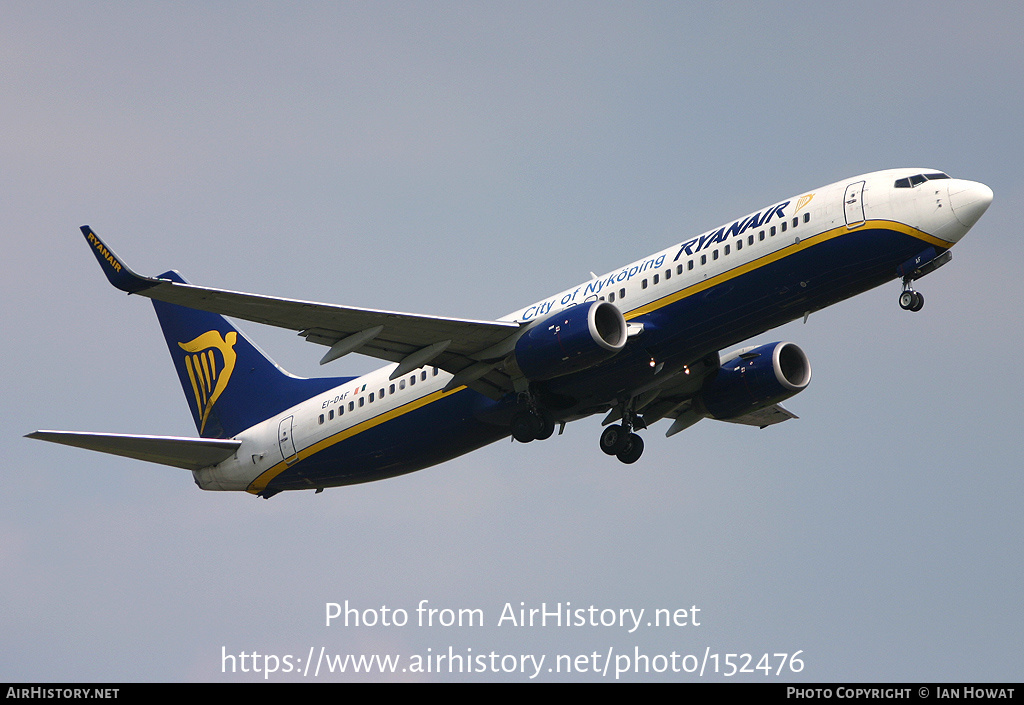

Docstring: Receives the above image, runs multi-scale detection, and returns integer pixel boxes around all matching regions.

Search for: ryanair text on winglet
[86,230,123,273]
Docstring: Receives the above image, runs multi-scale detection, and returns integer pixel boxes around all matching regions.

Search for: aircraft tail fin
[151,270,354,439]
[79,226,354,438]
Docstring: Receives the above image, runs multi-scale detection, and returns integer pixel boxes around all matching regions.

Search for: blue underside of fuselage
[265,390,508,491]
[264,224,943,492]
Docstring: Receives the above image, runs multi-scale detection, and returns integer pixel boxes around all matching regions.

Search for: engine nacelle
[699,342,811,420]
[514,301,628,381]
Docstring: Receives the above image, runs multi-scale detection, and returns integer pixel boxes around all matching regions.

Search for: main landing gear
[599,407,646,464]
[511,407,555,443]
[899,282,925,312]
[510,397,647,465]
[600,424,644,464]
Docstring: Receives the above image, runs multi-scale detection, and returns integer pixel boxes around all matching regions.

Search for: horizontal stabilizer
[27,431,241,471]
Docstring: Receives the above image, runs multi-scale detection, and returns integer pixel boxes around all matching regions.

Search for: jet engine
[698,342,811,419]
[513,301,628,381]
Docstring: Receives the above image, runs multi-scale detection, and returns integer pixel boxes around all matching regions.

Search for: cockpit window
[894,172,951,188]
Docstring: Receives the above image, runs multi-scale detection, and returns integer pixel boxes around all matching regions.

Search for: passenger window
[700,255,706,265]
[781,221,787,232]
[653,273,659,285]
[421,371,427,381]
[400,380,406,390]
[724,245,730,255]
[687,260,694,271]
[677,264,684,275]
[369,393,374,403]
[389,384,395,394]
[792,217,798,228]
[619,288,625,299]
[409,375,415,386]
[348,401,354,411]
[747,235,753,245]
[379,388,385,398]
[803,213,810,223]
[712,250,719,260]
[329,409,334,420]
[318,414,324,424]
[609,292,615,302]
[642,279,648,289]
[664,269,670,280]
[770,226,776,236]
[359,397,364,407]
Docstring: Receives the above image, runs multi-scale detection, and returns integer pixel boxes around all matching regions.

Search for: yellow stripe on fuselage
[247,218,948,494]
[624,219,949,320]
[246,384,468,494]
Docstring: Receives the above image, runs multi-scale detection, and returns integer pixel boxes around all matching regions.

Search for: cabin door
[278,416,298,464]
[843,180,866,228]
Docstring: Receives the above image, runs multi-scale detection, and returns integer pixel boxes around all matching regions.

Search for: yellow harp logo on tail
[179,331,238,434]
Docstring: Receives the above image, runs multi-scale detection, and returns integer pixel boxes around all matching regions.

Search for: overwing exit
[29,168,993,497]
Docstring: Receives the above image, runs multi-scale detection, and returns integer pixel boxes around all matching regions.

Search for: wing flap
[717,404,798,428]
[27,431,241,471]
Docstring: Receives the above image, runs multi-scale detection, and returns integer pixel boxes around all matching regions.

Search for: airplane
[27,168,993,498]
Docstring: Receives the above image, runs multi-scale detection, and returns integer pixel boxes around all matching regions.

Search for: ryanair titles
[517,198,791,322]
[674,200,790,261]
[86,230,123,273]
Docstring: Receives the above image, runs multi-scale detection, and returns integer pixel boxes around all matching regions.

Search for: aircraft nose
[948,180,994,228]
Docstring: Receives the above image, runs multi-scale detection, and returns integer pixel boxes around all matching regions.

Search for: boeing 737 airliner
[28,168,993,498]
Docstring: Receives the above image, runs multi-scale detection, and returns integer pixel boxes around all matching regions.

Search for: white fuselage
[195,168,991,494]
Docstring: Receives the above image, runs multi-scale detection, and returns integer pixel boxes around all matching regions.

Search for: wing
[82,226,521,398]
[644,391,798,436]
[715,404,797,428]
[26,431,241,471]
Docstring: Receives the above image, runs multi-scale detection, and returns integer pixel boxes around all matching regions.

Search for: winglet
[80,226,159,294]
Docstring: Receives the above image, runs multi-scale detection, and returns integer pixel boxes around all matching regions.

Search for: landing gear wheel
[616,433,644,464]
[511,411,541,443]
[534,411,555,441]
[511,409,555,443]
[600,424,631,455]
[900,289,924,312]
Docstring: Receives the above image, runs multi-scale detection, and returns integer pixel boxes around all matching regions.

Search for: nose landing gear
[899,283,925,312]
[896,248,953,313]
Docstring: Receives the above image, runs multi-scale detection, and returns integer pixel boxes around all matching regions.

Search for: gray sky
[3,1,1021,682]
